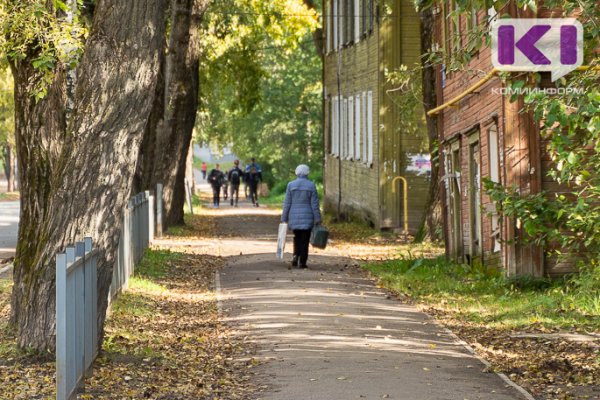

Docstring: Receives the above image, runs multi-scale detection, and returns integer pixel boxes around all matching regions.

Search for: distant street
[0,201,19,259]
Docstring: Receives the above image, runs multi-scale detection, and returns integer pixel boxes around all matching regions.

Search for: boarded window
[469,134,482,258]
[362,91,367,163]
[367,91,373,166]
[355,94,361,160]
[347,0,354,44]
[342,97,348,158]
[488,124,501,253]
[361,0,367,36]
[367,0,374,32]
[348,96,354,160]
[354,0,360,42]
[333,0,338,50]
[326,0,332,53]
[331,96,337,156]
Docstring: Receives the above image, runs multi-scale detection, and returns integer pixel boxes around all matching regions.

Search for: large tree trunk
[10,0,166,351]
[415,4,443,242]
[137,0,207,228]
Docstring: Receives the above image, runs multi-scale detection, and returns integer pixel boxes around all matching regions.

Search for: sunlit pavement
[218,255,534,400]
[186,179,535,399]
[0,201,19,259]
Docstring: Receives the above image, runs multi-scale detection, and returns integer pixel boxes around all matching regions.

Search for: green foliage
[0,0,89,98]
[0,67,14,152]
[384,64,429,152]
[365,256,600,329]
[197,0,322,187]
[422,0,600,262]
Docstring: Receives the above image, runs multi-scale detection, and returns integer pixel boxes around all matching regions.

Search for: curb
[441,326,537,400]
[0,263,12,277]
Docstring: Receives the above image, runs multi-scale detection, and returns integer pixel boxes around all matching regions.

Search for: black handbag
[310,226,329,249]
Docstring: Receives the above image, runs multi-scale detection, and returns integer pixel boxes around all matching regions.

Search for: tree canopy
[196,0,323,185]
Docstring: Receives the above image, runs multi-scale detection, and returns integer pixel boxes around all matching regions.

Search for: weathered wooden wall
[323,0,430,232]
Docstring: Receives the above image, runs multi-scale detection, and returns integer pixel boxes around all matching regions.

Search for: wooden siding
[323,0,380,226]
[378,0,430,232]
[323,0,430,231]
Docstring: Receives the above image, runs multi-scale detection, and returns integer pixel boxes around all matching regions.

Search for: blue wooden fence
[55,237,98,400]
[56,188,160,400]
[110,191,153,301]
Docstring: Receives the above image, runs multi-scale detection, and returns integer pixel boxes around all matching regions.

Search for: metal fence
[56,238,98,400]
[110,191,154,301]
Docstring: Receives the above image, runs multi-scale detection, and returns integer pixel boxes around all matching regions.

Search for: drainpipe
[391,176,408,235]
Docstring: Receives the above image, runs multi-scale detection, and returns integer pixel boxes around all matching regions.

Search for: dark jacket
[228,167,244,186]
[208,169,225,188]
[281,176,321,230]
[245,162,262,184]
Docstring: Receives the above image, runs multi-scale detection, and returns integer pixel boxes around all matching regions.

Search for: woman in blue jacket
[281,164,321,268]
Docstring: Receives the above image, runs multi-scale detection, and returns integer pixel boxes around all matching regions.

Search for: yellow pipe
[391,176,408,234]
[427,68,499,117]
[427,66,599,117]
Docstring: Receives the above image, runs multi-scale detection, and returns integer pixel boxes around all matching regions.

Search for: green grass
[365,257,600,331]
[134,249,180,280]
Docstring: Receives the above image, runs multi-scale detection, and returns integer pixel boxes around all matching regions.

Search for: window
[367,91,373,166]
[331,96,338,156]
[469,133,482,258]
[348,96,354,160]
[361,0,367,36]
[354,0,361,42]
[326,0,332,53]
[367,0,374,32]
[342,98,348,158]
[362,91,367,162]
[347,0,354,45]
[488,124,501,253]
[333,0,338,50]
[355,94,361,160]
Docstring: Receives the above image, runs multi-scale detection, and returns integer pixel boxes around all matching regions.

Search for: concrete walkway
[218,254,535,400]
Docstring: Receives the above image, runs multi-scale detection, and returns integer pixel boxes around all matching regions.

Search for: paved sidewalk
[219,254,535,400]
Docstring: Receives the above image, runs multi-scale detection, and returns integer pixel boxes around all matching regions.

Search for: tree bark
[137,0,207,228]
[10,0,166,351]
[415,4,443,242]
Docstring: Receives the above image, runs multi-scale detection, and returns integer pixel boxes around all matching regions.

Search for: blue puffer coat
[281,176,321,230]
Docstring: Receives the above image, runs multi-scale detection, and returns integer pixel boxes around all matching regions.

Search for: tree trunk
[415,5,443,242]
[137,0,207,229]
[10,0,166,352]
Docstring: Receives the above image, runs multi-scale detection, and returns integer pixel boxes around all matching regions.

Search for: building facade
[322,0,431,232]
[432,4,575,276]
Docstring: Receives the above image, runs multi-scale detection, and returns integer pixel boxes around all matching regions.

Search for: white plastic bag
[276,223,287,259]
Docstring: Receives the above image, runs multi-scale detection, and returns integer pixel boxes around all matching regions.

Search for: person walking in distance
[281,164,321,269]
[245,157,263,207]
[200,161,208,180]
[207,164,225,208]
[228,160,244,207]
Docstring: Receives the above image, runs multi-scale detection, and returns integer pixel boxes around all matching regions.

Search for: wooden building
[431,4,576,276]
[321,0,431,232]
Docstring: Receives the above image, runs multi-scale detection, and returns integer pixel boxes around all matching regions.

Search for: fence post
[156,183,163,238]
[149,193,155,242]
[83,237,96,373]
[185,179,194,215]
[56,252,68,400]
